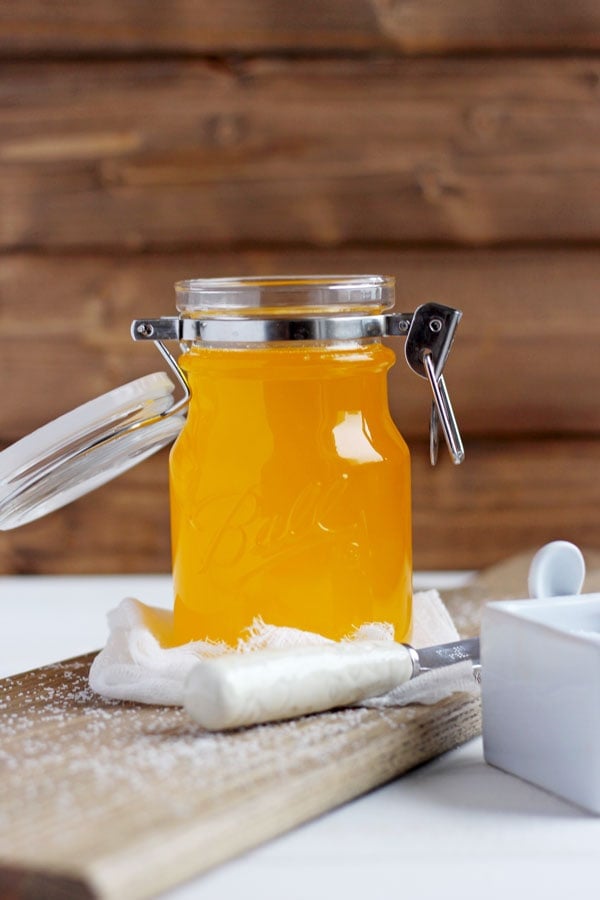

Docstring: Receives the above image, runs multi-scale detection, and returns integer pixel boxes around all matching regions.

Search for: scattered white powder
[1,654,414,867]
[0,588,483,882]
[0,592,479,896]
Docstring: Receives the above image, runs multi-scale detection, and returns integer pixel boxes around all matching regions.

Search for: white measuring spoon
[527,540,586,599]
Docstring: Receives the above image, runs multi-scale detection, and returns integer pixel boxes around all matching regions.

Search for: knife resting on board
[184,637,481,730]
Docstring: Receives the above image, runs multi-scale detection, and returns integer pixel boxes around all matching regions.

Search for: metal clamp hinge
[131,303,464,465]
[404,303,465,466]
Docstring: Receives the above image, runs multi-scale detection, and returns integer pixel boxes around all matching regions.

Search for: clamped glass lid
[0,372,186,530]
[0,276,464,531]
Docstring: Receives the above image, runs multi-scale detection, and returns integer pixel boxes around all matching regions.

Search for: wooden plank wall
[0,3,599,574]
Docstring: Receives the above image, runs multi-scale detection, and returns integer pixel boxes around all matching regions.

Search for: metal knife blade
[411,637,480,675]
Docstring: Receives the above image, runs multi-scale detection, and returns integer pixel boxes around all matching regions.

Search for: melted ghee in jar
[170,341,412,646]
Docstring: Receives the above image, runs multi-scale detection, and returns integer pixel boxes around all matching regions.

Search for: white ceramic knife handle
[183,640,415,731]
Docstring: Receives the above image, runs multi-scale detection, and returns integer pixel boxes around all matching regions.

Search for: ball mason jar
[167,275,412,646]
[0,273,462,650]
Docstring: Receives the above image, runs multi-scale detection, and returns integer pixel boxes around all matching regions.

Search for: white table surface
[2,573,599,900]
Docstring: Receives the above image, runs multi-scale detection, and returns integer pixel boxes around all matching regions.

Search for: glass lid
[0,372,185,531]
[175,274,396,317]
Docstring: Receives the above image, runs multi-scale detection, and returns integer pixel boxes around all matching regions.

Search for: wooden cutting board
[2,550,599,900]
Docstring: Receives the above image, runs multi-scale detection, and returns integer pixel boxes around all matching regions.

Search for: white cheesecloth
[89,590,478,710]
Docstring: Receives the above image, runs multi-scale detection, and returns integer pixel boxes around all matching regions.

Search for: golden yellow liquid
[170,340,412,646]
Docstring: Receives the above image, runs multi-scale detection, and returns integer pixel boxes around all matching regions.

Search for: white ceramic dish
[482,592,600,814]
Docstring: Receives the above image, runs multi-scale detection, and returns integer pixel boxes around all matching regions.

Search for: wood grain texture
[2,58,600,249]
[1,248,599,444]
[0,554,504,900]
[0,437,598,575]
[2,551,599,898]
[2,1,600,54]
[0,654,481,899]
[412,437,600,569]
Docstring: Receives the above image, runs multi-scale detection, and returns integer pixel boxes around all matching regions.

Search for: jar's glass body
[169,277,412,645]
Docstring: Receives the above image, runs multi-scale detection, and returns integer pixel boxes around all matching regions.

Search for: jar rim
[175,274,395,316]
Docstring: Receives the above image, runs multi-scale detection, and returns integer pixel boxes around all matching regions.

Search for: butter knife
[184,636,481,731]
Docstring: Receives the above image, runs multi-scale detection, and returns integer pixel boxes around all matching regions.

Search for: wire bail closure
[131,302,464,465]
[403,303,465,466]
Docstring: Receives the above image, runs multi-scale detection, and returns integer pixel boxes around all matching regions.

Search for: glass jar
[169,276,412,645]
[0,273,463,649]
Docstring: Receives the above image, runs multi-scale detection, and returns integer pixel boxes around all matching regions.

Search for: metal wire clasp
[131,302,464,466]
[404,303,465,466]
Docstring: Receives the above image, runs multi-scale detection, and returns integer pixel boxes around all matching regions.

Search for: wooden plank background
[2,58,600,248]
[2,2,600,54]
[0,4,599,573]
